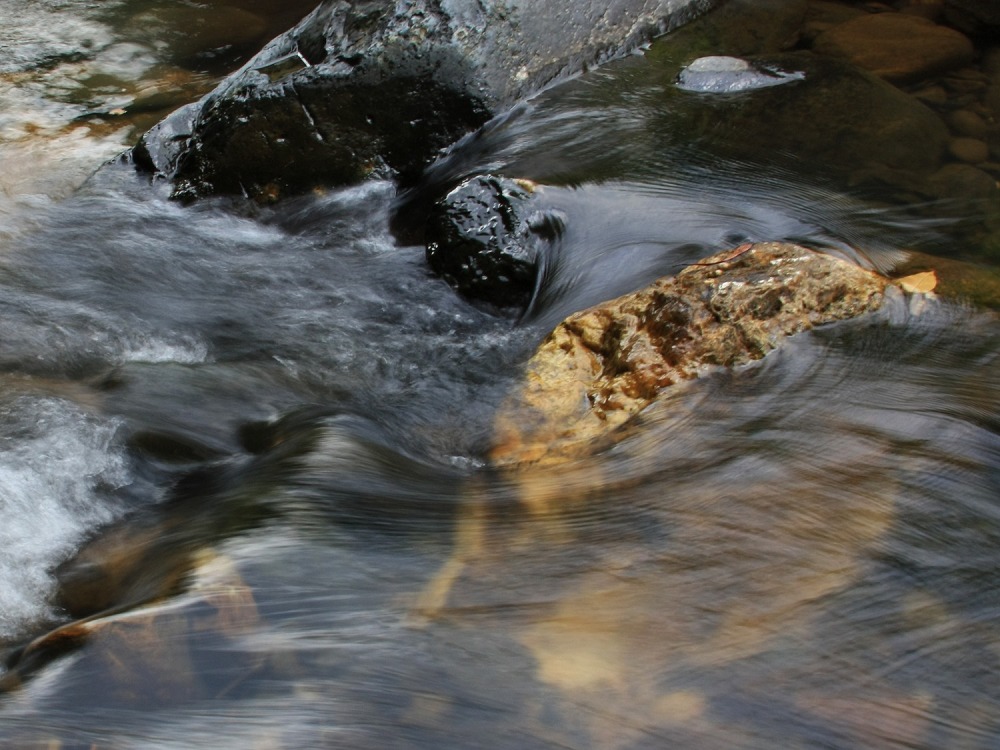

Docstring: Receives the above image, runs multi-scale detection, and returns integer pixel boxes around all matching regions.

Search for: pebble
[942,76,987,95]
[946,109,990,138]
[912,84,949,107]
[926,163,997,200]
[949,137,990,163]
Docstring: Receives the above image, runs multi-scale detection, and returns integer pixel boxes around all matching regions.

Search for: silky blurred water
[0,2,998,749]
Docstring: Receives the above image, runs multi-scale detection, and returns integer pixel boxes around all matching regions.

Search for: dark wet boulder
[127,0,721,202]
[425,175,563,311]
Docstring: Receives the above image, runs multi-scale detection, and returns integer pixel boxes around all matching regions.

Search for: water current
[1,1,999,748]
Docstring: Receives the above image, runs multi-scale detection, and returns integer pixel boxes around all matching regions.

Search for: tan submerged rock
[492,242,888,466]
[416,242,896,620]
[416,242,915,746]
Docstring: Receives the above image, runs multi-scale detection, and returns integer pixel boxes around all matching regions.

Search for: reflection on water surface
[1,1,999,748]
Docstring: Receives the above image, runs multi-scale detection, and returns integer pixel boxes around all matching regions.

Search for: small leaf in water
[896,270,937,294]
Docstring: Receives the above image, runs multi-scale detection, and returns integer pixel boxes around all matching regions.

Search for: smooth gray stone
[676,55,805,93]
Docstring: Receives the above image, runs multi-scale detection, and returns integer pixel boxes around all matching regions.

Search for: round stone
[912,84,949,107]
[926,163,998,201]
[948,137,990,164]
[946,109,990,138]
[812,13,974,85]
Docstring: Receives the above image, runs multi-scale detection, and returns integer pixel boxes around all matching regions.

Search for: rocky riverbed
[0,1,998,748]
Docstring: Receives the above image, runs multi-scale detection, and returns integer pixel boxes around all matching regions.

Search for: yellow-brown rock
[492,242,887,466]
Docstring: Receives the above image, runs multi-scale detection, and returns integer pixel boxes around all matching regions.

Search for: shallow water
[1,2,999,748]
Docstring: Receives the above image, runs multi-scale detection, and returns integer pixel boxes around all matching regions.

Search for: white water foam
[120,334,209,365]
[0,0,118,75]
[0,396,129,640]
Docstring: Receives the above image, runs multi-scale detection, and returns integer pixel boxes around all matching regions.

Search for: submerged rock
[668,51,950,186]
[420,243,908,722]
[425,175,562,311]
[491,242,889,466]
[2,553,261,704]
[811,13,975,85]
[128,0,722,202]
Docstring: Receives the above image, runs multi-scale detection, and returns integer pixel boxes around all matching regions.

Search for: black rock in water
[426,176,563,311]
[125,0,721,203]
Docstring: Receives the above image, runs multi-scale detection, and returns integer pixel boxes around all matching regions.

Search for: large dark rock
[425,175,563,311]
[127,0,721,202]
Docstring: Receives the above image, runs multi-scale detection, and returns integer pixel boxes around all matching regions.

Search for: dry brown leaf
[896,270,937,294]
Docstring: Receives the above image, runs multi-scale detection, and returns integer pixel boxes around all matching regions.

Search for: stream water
[1,1,999,748]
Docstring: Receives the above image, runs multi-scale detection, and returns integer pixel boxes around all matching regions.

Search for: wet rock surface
[490,242,890,466]
[812,12,974,85]
[129,0,722,202]
[425,175,561,311]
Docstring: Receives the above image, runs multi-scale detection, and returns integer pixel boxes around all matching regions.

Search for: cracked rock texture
[127,0,720,202]
[491,242,889,466]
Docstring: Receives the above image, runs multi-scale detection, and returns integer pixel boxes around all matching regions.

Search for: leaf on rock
[896,270,937,294]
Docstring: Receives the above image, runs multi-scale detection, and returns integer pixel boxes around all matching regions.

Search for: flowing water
[1,2,999,748]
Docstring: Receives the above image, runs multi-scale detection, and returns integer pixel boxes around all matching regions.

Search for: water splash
[0,396,128,640]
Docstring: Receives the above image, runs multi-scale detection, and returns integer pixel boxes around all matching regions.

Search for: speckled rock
[812,13,974,85]
[491,242,889,466]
